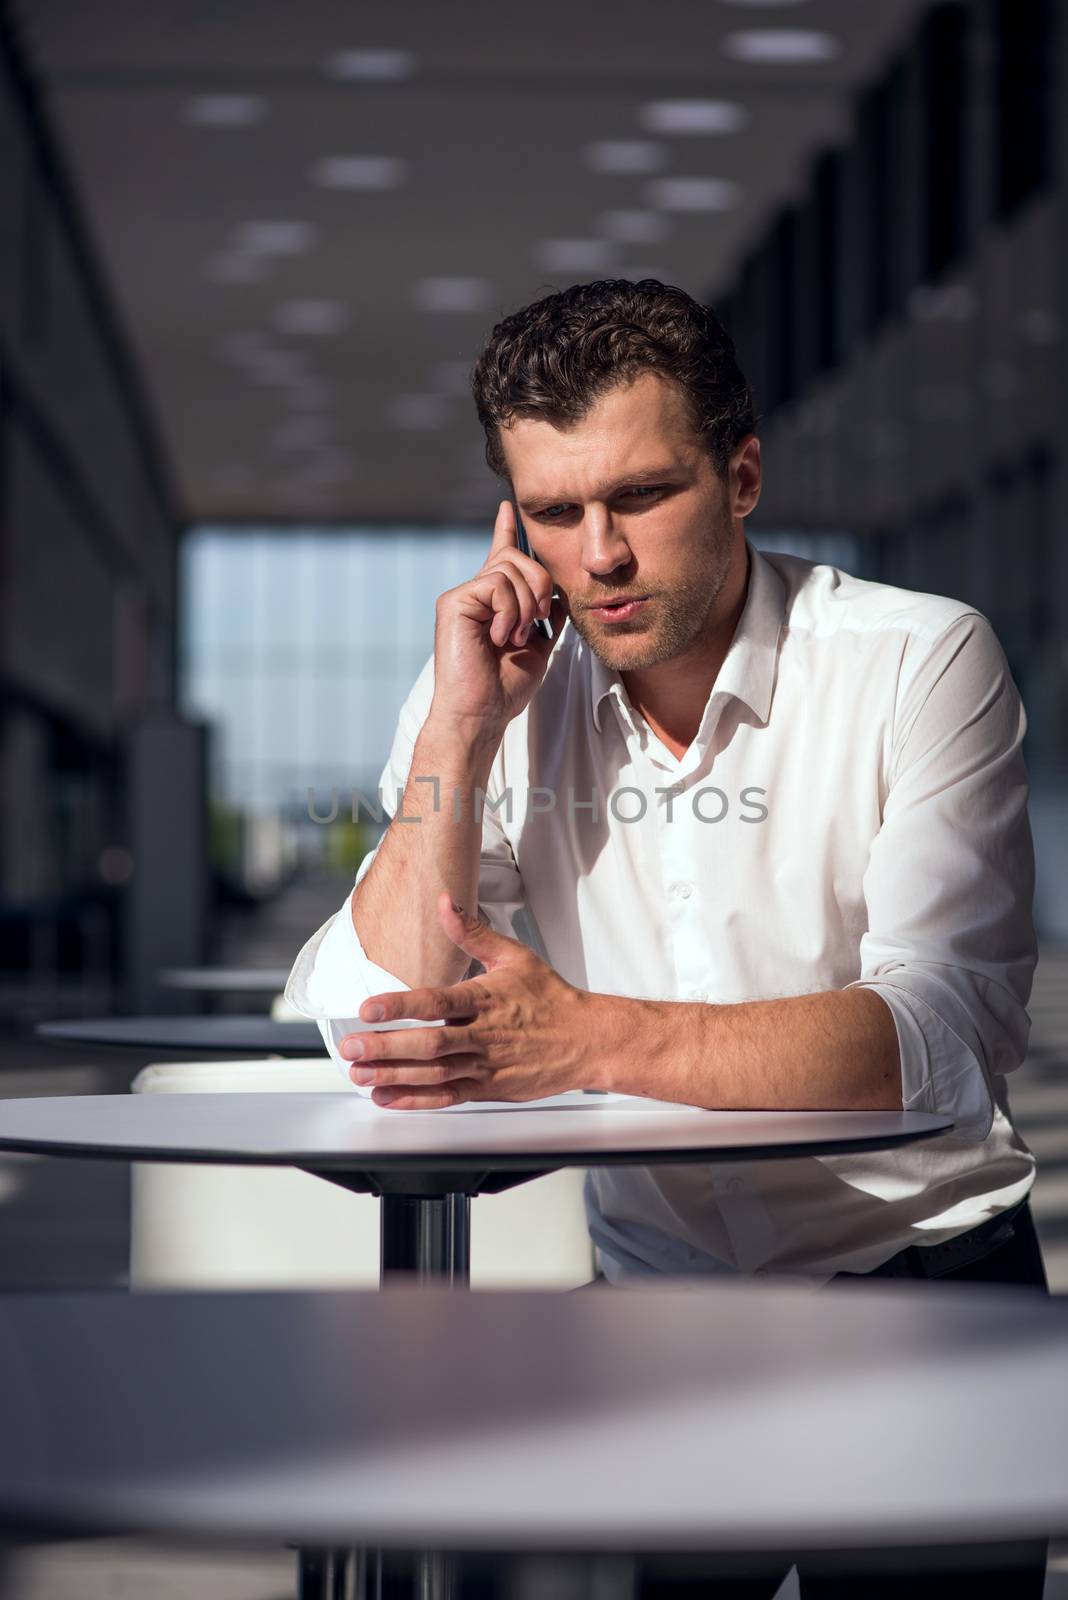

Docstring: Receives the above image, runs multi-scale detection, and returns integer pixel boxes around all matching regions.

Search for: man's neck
[621,537,751,757]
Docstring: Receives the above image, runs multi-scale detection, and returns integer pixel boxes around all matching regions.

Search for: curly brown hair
[471,278,757,481]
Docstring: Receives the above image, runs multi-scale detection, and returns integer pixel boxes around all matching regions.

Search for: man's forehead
[503,381,702,501]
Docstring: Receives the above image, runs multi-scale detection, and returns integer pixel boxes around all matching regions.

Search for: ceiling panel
[15,0,927,524]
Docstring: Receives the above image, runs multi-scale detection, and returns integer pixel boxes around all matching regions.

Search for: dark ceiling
[17,0,924,524]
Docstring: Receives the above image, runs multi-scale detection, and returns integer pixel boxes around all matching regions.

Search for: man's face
[503,370,753,672]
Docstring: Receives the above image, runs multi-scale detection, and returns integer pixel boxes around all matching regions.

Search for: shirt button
[670,881,694,900]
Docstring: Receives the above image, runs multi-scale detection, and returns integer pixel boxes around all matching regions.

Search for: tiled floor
[0,898,1065,1597]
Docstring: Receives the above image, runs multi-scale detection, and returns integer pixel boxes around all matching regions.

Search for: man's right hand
[429,499,568,738]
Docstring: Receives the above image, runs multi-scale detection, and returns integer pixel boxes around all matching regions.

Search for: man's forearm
[600,987,902,1111]
[351,718,501,989]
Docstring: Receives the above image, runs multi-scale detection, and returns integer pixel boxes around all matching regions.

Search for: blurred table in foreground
[0,1282,1064,1573]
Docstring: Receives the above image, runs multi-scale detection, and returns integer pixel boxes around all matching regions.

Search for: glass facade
[180,526,491,815]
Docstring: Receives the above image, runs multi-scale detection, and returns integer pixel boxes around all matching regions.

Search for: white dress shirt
[285,537,1038,1283]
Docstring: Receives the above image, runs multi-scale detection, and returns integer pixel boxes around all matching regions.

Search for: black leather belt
[857,1201,1028,1280]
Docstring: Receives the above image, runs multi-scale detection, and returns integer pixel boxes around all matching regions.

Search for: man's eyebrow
[518,464,685,510]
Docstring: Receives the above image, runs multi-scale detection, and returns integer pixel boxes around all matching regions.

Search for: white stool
[129,1058,595,1290]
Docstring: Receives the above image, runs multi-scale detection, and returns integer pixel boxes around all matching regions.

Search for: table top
[0,1281,1064,1551]
[0,1092,952,1176]
[37,1016,322,1056]
[157,968,289,992]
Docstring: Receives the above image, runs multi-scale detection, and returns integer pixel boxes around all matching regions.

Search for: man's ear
[730,435,761,519]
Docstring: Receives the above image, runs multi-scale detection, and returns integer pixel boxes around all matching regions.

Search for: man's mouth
[586,596,648,622]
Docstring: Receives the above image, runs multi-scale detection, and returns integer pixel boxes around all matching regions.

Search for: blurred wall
[0,12,181,995]
[716,0,1068,936]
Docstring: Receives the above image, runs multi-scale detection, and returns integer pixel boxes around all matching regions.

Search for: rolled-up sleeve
[284,653,528,1084]
[843,612,1037,1143]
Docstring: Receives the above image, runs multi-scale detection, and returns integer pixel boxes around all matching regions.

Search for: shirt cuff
[845,977,995,1143]
[284,890,413,1090]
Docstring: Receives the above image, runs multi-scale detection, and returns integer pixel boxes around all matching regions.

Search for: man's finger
[357,985,484,1025]
[339,1022,476,1062]
[373,1080,483,1111]
[352,1057,479,1087]
[487,497,518,557]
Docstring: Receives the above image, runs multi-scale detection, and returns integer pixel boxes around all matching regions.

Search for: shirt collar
[589,538,785,736]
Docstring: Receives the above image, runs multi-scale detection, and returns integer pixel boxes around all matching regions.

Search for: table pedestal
[380,1194,470,1284]
[297,1179,486,1600]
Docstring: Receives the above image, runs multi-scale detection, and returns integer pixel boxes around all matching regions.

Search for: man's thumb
[438,891,515,968]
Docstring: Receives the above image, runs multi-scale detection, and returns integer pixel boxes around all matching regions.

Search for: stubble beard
[569,518,735,673]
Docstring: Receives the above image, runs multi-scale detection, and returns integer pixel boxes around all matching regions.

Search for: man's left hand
[337,892,615,1109]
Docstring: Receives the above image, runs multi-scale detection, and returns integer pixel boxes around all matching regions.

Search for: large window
[180,526,490,814]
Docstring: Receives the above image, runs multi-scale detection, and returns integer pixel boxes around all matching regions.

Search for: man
[288,276,1042,1290]
[287,277,1047,1594]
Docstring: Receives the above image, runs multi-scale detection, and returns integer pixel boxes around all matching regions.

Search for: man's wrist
[589,993,675,1097]
[415,715,502,786]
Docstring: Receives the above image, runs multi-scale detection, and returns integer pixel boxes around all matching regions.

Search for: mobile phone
[514,503,556,641]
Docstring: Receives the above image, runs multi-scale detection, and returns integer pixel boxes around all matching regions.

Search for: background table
[0,1283,1063,1570]
[37,1016,323,1057]
[157,967,290,993]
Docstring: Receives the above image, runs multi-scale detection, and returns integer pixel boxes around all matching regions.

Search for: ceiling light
[233,221,316,256]
[536,238,615,273]
[386,394,451,430]
[324,49,417,81]
[295,451,355,485]
[1021,308,1060,344]
[430,360,474,396]
[311,155,407,190]
[723,29,839,63]
[206,254,270,284]
[184,95,265,128]
[584,140,666,175]
[220,331,271,362]
[412,277,494,313]
[271,416,335,453]
[242,349,309,384]
[287,378,336,409]
[647,177,740,212]
[274,300,350,336]
[597,210,671,245]
[639,100,749,135]
[908,284,976,322]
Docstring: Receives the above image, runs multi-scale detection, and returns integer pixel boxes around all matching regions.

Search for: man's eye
[622,486,663,501]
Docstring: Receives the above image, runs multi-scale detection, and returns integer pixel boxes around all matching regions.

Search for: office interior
[0,1,1066,1595]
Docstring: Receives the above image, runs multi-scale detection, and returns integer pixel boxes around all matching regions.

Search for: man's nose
[581,508,631,575]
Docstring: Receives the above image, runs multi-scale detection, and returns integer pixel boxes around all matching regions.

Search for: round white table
[37,1016,323,1057]
[0,1283,1062,1578]
[0,1092,954,1598]
[0,1091,951,1280]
